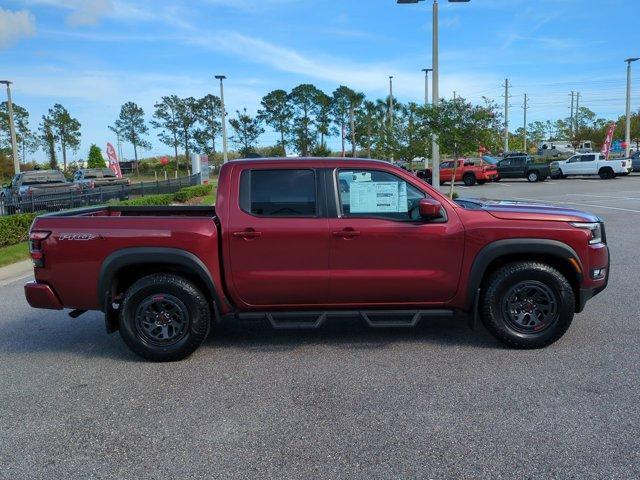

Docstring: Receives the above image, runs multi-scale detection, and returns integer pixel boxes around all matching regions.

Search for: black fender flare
[466,238,583,310]
[98,247,223,312]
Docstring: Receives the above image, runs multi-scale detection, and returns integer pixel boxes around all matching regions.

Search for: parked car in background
[439,159,498,186]
[5,170,81,201]
[628,151,640,172]
[73,168,130,189]
[496,155,550,182]
[550,153,631,179]
[481,155,500,165]
[538,141,575,157]
[25,157,610,361]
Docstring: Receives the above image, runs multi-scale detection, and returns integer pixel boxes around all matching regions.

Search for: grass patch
[199,193,215,205]
[0,241,30,268]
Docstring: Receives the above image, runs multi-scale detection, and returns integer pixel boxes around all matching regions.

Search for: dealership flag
[601,122,616,160]
[106,142,123,178]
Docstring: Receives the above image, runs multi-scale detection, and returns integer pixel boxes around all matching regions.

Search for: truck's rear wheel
[119,274,211,362]
[480,262,575,349]
[526,170,540,182]
[599,168,614,179]
[463,173,476,186]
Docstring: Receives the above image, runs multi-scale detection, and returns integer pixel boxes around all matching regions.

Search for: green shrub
[113,194,174,206]
[173,184,213,203]
[0,212,38,248]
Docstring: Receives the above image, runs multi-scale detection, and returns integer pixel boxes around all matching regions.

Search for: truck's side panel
[32,214,226,311]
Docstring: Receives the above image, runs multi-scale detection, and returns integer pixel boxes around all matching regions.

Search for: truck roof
[226,157,396,168]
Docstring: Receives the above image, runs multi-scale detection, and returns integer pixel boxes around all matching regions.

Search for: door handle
[233,229,262,239]
[332,229,360,238]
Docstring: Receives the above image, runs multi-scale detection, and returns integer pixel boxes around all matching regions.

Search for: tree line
[1,83,639,178]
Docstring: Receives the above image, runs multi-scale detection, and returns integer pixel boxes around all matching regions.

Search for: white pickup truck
[550,153,631,179]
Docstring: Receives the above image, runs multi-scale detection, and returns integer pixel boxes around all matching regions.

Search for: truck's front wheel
[119,274,211,362]
[480,262,575,349]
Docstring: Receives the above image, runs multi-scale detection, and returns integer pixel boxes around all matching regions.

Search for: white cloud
[66,0,113,26]
[0,7,36,48]
[186,31,501,102]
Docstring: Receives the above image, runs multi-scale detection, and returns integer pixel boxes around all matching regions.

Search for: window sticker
[349,181,408,213]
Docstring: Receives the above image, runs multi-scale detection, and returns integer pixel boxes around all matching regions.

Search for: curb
[0,259,33,286]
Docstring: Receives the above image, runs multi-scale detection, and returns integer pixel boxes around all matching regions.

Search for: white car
[550,153,631,180]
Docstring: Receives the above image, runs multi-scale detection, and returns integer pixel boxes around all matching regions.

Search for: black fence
[0,174,201,216]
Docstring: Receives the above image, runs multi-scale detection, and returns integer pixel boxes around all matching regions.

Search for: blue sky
[1,0,638,161]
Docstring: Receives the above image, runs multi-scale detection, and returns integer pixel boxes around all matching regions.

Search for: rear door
[327,167,464,305]
[576,154,596,174]
[226,166,330,307]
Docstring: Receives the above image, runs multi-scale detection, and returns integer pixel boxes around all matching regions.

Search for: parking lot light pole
[215,75,229,163]
[0,80,20,174]
[624,58,639,158]
[397,0,470,187]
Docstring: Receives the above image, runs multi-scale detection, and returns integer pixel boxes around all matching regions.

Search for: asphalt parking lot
[1,175,639,479]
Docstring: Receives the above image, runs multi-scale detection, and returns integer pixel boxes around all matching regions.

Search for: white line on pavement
[566,194,640,200]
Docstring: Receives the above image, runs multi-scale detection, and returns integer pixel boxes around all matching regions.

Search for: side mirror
[418,198,442,220]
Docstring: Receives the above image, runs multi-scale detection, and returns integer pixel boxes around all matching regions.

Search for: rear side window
[581,155,596,162]
[239,169,317,217]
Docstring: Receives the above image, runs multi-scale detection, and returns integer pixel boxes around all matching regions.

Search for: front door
[226,167,330,308]
[328,168,465,306]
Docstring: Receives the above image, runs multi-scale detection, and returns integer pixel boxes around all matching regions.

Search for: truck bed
[30,205,220,311]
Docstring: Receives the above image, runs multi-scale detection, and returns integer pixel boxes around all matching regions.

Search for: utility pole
[421,68,432,105]
[215,75,229,163]
[503,78,510,153]
[453,91,457,101]
[523,93,528,153]
[431,0,440,187]
[0,80,20,174]
[575,92,580,139]
[569,91,575,138]
[625,58,639,158]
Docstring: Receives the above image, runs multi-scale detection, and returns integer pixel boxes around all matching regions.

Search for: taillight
[29,231,51,268]
[26,187,33,197]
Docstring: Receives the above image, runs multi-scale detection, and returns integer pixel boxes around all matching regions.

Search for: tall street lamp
[624,58,639,158]
[215,75,229,163]
[397,0,470,188]
[421,68,433,105]
[0,80,20,174]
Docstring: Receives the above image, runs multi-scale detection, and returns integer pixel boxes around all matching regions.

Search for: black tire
[598,168,614,180]
[526,170,540,182]
[463,173,476,186]
[119,274,211,362]
[493,177,501,182]
[480,261,575,349]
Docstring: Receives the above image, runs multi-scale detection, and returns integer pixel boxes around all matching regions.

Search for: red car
[25,158,609,361]
[439,159,498,186]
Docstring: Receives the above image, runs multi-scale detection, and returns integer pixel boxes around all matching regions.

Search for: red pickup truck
[439,159,499,186]
[24,158,609,361]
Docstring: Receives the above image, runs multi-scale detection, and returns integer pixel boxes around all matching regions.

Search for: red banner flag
[106,142,123,178]
[601,123,616,160]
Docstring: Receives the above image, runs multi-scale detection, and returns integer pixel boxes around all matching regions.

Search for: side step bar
[225,309,456,330]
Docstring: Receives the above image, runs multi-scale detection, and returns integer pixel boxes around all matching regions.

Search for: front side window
[337,169,425,221]
[239,169,317,217]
